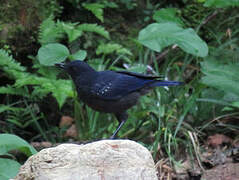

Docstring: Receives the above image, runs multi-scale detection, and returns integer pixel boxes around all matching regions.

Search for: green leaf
[38,43,70,66]
[153,8,184,26]
[49,80,74,108]
[0,49,25,72]
[201,57,239,98]
[59,22,83,42]
[77,24,110,39]
[15,75,74,108]
[0,134,37,156]
[204,0,239,8]
[38,15,64,45]
[0,158,21,180]
[126,64,148,73]
[83,3,105,22]
[124,64,148,73]
[96,43,132,56]
[0,86,29,97]
[232,101,239,108]
[0,105,21,114]
[70,50,87,60]
[138,22,208,57]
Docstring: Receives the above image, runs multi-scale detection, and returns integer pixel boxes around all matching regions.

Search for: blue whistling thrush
[56,60,182,139]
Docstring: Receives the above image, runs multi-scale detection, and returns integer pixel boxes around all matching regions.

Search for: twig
[201,9,220,26]
[197,9,221,32]
[150,45,178,65]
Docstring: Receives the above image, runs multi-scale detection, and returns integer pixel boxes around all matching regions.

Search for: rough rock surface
[14,140,157,180]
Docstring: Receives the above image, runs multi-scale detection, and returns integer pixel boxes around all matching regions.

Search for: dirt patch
[202,163,239,180]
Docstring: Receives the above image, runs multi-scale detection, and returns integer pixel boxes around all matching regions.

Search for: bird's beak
[55,63,65,69]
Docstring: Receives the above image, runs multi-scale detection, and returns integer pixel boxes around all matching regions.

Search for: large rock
[14,140,157,180]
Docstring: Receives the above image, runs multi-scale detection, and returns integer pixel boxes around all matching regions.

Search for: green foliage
[38,16,110,45]
[3,104,40,129]
[0,49,25,73]
[204,0,239,8]
[153,8,184,26]
[59,22,82,43]
[0,86,29,97]
[15,74,73,108]
[0,159,21,180]
[0,49,73,107]
[70,50,87,60]
[0,134,37,180]
[201,57,239,106]
[120,63,149,73]
[38,43,70,66]
[82,3,105,22]
[38,16,64,45]
[0,134,37,156]
[119,0,137,10]
[138,22,208,57]
[58,22,110,42]
[96,43,132,56]
[77,24,110,39]
[201,58,239,97]
[0,104,23,114]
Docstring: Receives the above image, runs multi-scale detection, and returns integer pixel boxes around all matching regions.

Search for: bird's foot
[109,135,116,139]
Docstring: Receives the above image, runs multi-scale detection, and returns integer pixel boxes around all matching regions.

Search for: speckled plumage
[56,60,182,138]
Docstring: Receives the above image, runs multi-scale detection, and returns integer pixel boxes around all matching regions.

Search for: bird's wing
[90,71,155,100]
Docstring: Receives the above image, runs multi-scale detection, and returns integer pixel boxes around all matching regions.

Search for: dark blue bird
[56,60,182,139]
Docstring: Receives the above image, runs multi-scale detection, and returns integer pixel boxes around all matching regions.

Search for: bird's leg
[110,120,126,139]
[110,112,128,139]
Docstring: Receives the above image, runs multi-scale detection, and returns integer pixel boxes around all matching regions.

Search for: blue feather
[151,81,183,87]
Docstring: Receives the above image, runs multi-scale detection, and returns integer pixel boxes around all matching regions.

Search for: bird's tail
[151,81,183,87]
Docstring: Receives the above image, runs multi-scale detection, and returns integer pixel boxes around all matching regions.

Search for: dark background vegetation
[0,0,238,179]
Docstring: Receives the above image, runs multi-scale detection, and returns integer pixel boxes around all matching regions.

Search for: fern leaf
[0,49,25,72]
[0,49,72,107]
[0,104,24,114]
[96,43,132,56]
[15,74,74,108]
[77,24,110,39]
[38,15,64,45]
[57,22,83,42]
[0,85,29,97]
[0,49,27,80]
[82,3,105,22]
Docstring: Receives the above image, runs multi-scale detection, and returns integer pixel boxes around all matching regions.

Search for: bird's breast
[78,92,141,113]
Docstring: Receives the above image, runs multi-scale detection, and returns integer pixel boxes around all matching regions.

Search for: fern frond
[0,49,25,72]
[96,43,132,56]
[15,74,73,108]
[82,3,105,22]
[0,49,27,80]
[0,104,24,114]
[0,85,29,97]
[57,22,82,42]
[0,49,72,107]
[77,24,110,39]
[38,15,64,45]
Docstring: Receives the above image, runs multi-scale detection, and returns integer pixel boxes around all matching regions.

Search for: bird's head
[55,60,96,78]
